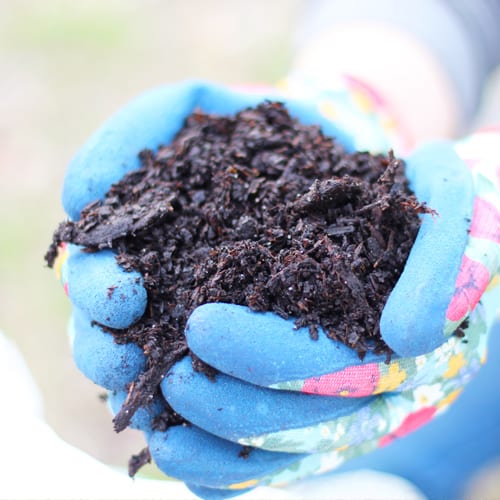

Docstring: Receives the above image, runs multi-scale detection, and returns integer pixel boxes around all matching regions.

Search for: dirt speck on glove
[46,101,432,436]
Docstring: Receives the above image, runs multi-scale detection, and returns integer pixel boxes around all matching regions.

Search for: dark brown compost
[46,102,431,433]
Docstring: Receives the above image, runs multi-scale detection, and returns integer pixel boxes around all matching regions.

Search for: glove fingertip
[147,425,299,489]
[71,309,146,391]
[186,303,384,386]
[67,247,147,329]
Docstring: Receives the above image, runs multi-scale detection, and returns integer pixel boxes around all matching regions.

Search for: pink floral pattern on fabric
[446,255,491,322]
[470,197,500,244]
[302,363,380,397]
[378,406,437,447]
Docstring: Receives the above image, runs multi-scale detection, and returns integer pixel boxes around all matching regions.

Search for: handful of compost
[46,81,499,498]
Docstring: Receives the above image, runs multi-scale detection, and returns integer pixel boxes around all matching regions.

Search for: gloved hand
[51,80,500,498]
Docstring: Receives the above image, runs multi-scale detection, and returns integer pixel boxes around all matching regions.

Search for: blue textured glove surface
[55,81,499,497]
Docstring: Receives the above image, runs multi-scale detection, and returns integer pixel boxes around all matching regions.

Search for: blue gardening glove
[51,81,500,497]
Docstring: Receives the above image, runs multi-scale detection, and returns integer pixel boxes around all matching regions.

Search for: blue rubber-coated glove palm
[53,81,500,497]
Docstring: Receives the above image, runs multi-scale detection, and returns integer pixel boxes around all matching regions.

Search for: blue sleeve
[297,0,500,127]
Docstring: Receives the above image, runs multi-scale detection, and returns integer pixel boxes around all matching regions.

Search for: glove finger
[148,426,358,492]
[162,356,370,446]
[164,353,479,454]
[381,142,475,356]
[272,305,488,397]
[63,81,354,221]
[186,303,387,388]
[186,302,487,397]
[66,244,147,329]
[147,424,305,490]
[70,307,146,391]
